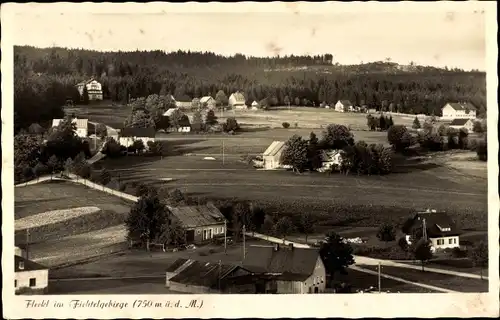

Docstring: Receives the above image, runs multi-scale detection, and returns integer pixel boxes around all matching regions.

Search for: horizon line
[15,44,485,72]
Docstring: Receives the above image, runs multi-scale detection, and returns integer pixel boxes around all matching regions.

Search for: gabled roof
[444,102,477,112]
[242,245,320,281]
[163,108,179,117]
[169,260,241,288]
[319,150,343,162]
[251,100,260,106]
[230,91,246,103]
[120,127,156,138]
[411,211,462,237]
[15,255,47,272]
[200,96,214,103]
[449,118,473,126]
[169,203,226,229]
[337,100,353,106]
[263,141,285,157]
[52,118,88,130]
[76,78,99,86]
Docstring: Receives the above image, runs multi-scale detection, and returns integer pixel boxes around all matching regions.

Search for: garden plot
[15,206,101,231]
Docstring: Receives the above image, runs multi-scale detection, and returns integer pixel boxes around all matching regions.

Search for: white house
[242,244,327,294]
[229,91,247,109]
[441,102,477,120]
[262,141,286,170]
[334,100,354,113]
[52,118,89,138]
[75,79,103,101]
[200,96,217,110]
[119,127,156,150]
[449,118,475,132]
[317,150,345,173]
[404,210,462,252]
[15,255,49,294]
[251,101,260,110]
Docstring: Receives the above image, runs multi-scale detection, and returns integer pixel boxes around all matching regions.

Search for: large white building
[75,79,103,101]
[441,102,477,120]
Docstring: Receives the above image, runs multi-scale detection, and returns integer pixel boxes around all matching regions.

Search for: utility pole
[422,218,427,241]
[224,219,227,254]
[218,259,222,292]
[378,262,381,293]
[222,139,225,166]
[26,228,30,260]
[242,225,246,260]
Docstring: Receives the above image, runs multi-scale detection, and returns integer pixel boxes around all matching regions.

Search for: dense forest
[14,46,486,132]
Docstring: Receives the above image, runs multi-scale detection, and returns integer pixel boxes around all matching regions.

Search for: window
[449,239,453,244]
[29,278,36,287]
[14,280,17,288]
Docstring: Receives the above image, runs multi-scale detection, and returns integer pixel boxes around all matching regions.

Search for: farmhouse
[404,210,462,251]
[75,79,103,101]
[448,118,475,132]
[241,244,327,294]
[317,150,345,173]
[15,255,49,294]
[334,100,354,113]
[229,91,247,109]
[200,96,217,110]
[52,117,89,138]
[166,259,252,293]
[119,127,156,149]
[441,102,477,120]
[169,203,227,244]
[262,141,286,170]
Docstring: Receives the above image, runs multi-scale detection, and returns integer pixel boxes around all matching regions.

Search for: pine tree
[412,117,421,129]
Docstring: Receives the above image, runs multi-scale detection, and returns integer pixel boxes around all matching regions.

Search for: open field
[101,153,488,232]
[15,181,134,267]
[358,265,488,292]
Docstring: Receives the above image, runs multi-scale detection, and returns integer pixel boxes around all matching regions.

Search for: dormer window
[436,224,451,232]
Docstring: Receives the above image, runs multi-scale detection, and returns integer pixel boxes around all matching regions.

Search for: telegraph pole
[242,225,246,260]
[422,218,427,241]
[222,140,225,166]
[378,262,381,293]
[26,228,30,260]
[218,260,222,292]
[224,219,227,254]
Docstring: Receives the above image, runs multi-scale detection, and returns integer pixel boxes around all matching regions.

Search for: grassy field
[357,265,488,293]
[101,153,488,232]
[15,181,134,267]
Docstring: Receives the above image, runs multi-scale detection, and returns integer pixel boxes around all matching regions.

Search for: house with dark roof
[15,255,49,294]
[441,102,477,120]
[262,141,286,170]
[169,203,227,244]
[119,127,156,150]
[334,100,354,113]
[449,118,475,132]
[75,79,103,101]
[404,209,462,251]
[229,91,247,109]
[165,259,252,293]
[239,244,326,294]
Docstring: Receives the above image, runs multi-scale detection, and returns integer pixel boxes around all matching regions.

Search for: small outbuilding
[262,141,286,170]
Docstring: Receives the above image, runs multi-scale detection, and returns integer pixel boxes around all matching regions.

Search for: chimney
[273,243,279,251]
[19,261,25,270]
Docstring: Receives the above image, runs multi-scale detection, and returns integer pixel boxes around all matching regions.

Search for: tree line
[14,46,486,132]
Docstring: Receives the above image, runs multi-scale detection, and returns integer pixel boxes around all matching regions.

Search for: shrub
[451,247,468,258]
[387,125,414,152]
[376,223,396,242]
[476,137,487,161]
[282,122,290,129]
[398,237,409,251]
[472,121,483,133]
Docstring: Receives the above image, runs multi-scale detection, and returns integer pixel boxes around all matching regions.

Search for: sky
[7,3,489,71]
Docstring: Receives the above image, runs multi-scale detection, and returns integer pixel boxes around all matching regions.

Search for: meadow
[15,181,134,267]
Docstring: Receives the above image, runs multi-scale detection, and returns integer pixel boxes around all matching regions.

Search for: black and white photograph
[2,1,498,318]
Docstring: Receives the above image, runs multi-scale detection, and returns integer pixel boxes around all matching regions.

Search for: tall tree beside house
[261,214,276,236]
[156,216,186,248]
[250,204,266,233]
[191,109,204,133]
[233,201,255,234]
[82,85,90,105]
[319,231,355,285]
[387,125,415,152]
[307,132,322,171]
[412,117,421,129]
[168,109,184,129]
[205,109,218,126]
[223,117,239,133]
[215,90,228,107]
[412,239,433,272]
[274,216,294,242]
[124,110,155,129]
[47,155,59,177]
[125,191,169,251]
[280,134,309,173]
[471,241,488,280]
[298,212,315,243]
[472,121,484,133]
[376,223,396,245]
[320,124,355,150]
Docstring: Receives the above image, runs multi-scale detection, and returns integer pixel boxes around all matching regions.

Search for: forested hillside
[14,46,486,132]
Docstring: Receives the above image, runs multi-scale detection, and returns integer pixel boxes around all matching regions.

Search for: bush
[387,125,414,152]
[352,245,411,260]
[451,247,468,258]
[398,237,409,251]
[476,137,487,161]
[282,122,290,129]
